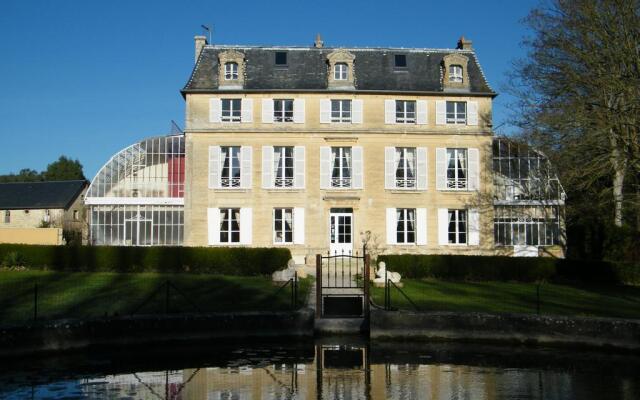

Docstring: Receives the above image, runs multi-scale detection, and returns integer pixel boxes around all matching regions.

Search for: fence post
[293,271,298,308]
[536,283,541,315]
[33,284,38,321]
[364,253,370,318]
[165,280,170,314]
[316,254,322,318]
[385,269,389,310]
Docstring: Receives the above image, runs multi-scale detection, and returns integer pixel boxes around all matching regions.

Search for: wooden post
[316,254,322,318]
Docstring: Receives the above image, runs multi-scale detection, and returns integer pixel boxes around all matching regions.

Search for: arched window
[224,62,238,80]
[449,65,463,83]
[334,62,348,80]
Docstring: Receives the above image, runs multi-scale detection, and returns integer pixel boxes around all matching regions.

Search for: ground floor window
[220,208,240,243]
[4,210,10,223]
[448,209,467,244]
[494,206,560,246]
[273,208,293,244]
[89,205,183,246]
[396,208,416,244]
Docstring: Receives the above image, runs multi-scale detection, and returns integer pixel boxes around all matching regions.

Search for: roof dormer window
[334,63,348,80]
[394,54,407,68]
[224,62,238,80]
[449,65,463,83]
[275,51,288,66]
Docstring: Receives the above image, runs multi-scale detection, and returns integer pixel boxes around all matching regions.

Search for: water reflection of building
[77,345,638,399]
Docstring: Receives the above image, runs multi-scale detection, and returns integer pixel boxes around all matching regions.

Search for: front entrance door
[329,212,353,255]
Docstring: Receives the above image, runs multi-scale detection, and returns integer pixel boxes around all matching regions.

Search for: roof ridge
[205,44,474,53]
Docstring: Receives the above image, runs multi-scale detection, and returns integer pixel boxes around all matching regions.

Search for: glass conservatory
[85,135,185,246]
[492,137,566,251]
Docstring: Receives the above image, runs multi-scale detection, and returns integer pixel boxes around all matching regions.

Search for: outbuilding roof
[182,46,495,96]
[0,180,87,210]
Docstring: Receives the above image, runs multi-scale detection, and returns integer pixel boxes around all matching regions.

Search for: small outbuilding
[0,180,88,245]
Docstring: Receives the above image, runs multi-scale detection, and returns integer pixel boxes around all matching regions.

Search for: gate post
[316,254,322,318]
[364,253,370,318]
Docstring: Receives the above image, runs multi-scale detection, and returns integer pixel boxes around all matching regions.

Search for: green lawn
[0,271,310,325]
[371,279,640,319]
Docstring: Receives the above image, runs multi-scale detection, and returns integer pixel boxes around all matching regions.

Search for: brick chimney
[314,33,324,48]
[194,35,208,63]
[456,36,473,50]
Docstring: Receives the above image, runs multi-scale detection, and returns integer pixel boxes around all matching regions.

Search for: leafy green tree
[42,156,85,181]
[0,168,42,183]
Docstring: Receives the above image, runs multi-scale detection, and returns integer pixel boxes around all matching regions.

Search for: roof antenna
[201,24,212,44]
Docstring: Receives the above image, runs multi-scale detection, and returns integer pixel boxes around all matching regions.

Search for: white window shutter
[319,99,331,124]
[384,99,395,124]
[293,99,305,123]
[241,99,253,123]
[261,99,274,123]
[438,208,449,245]
[351,99,363,124]
[417,147,428,190]
[386,208,397,245]
[261,146,273,189]
[468,209,480,245]
[294,146,305,189]
[436,148,447,190]
[207,208,220,245]
[352,146,363,189]
[435,100,446,125]
[208,146,221,189]
[240,208,252,245]
[294,207,305,244]
[240,146,252,189]
[468,148,480,191]
[416,208,427,245]
[384,147,396,189]
[209,98,221,123]
[416,100,428,125]
[320,146,331,189]
[467,101,478,126]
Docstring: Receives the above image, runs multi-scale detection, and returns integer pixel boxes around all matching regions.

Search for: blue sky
[0,0,538,178]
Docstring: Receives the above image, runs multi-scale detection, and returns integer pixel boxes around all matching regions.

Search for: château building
[85,35,565,260]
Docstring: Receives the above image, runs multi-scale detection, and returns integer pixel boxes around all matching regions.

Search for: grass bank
[0,271,310,326]
[371,279,640,319]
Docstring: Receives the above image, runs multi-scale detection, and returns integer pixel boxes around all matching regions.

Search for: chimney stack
[456,36,472,50]
[314,33,324,48]
[194,35,208,63]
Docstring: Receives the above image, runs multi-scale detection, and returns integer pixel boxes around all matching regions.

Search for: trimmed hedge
[378,254,640,285]
[0,244,291,276]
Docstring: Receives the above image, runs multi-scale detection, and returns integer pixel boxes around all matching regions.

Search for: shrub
[1,251,26,268]
[0,245,291,276]
[378,254,639,284]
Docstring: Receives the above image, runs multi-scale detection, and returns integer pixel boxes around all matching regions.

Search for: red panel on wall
[168,156,185,198]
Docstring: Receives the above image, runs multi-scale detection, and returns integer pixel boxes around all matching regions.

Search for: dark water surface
[0,339,638,399]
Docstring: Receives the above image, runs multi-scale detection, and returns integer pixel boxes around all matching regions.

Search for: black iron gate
[316,248,370,318]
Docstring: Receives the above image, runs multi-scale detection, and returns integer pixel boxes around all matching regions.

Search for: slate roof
[182,46,495,96]
[0,180,87,210]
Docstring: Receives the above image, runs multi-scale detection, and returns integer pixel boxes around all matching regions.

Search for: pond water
[1,339,639,399]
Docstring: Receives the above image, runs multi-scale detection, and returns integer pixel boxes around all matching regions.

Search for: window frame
[330,99,352,123]
[395,147,417,189]
[275,51,288,66]
[221,99,242,123]
[395,100,416,124]
[273,208,294,244]
[224,62,239,80]
[446,148,468,190]
[219,208,241,243]
[396,208,416,244]
[449,65,463,83]
[446,101,467,124]
[448,209,467,245]
[273,146,295,188]
[220,146,241,188]
[394,54,407,68]
[334,62,348,80]
[273,99,294,123]
[4,210,9,224]
[331,147,352,188]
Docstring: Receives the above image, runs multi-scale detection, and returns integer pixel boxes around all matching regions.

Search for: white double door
[329,212,353,255]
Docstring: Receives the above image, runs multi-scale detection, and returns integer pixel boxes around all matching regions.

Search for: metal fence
[0,274,300,326]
